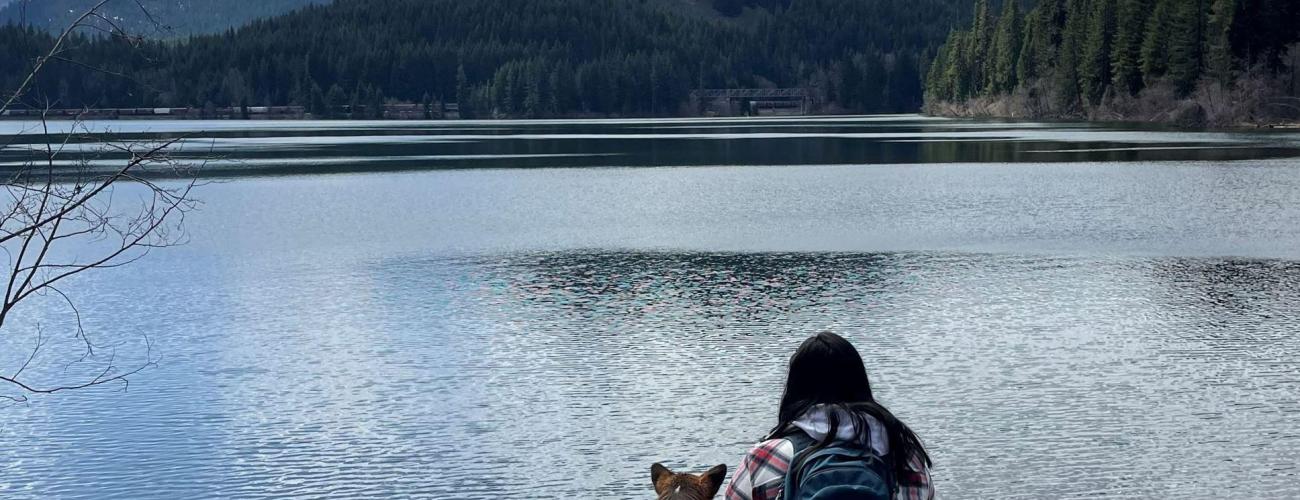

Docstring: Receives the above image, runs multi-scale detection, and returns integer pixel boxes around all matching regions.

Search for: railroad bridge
[689,88,812,116]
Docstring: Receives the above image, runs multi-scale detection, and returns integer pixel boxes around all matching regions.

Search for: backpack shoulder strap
[782,428,817,454]
[779,427,899,500]
[779,430,812,500]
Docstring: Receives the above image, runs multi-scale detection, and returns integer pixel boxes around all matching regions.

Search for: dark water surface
[3,115,1300,175]
[2,116,1300,499]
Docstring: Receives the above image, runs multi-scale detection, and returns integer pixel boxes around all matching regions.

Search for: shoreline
[0,105,819,122]
[924,91,1300,131]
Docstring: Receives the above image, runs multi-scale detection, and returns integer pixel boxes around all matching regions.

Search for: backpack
[780,430,895,500]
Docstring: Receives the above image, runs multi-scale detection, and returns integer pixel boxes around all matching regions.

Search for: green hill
[2,0,977,116]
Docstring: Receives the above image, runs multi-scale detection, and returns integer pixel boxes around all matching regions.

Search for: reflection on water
[3,115,1300,176]
[2,116,1300,498]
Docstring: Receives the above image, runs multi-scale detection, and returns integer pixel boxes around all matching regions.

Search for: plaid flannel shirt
[723,436,934,500]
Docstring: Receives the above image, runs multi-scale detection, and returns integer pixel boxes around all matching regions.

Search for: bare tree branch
[1,0,197,398]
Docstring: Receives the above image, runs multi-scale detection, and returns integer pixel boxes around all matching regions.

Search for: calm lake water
[2,116,1300,499]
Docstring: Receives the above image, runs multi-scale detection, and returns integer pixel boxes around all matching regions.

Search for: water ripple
[5,251,1296,498]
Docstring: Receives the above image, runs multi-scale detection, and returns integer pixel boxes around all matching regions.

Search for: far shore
[0,105,814,122]
[6,105,1297,131]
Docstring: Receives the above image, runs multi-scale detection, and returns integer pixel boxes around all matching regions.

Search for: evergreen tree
[1231,0,1300,72]
[325,84,346,118]
[1079,0,1117,104]
[967,0,994,94]
[926,37,954,101]
[492,66,511,115]
[523,71,543,118]
[348,86,362,119]
[309,82,325,116]
[455,64,471,117]
[1015,6,1042,85]
[369,87,385,119]
[1167,0,1206,94]
[840,56,862,109]
[1139,0,1173,85]
[1054,0,1088,110]
[1111,0,1149,95]
[944,30,971,100]
[1018,0,1067,87]
[1205,0,1236,84]
[549,61,576,114]
[989,0,1022,95]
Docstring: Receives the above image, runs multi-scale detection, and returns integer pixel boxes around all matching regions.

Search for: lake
[2,115,1300,499]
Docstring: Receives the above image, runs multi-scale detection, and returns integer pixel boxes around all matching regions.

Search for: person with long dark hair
[724,332,934,500]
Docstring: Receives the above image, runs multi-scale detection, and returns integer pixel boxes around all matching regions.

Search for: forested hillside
[0,0,325,36]
[1,0,974,117]
[925,0,1300,126]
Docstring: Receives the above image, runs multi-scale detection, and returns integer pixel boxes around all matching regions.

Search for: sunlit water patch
[2,251,1299,499]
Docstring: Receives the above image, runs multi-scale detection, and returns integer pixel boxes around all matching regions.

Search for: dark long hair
[767,332,931,479]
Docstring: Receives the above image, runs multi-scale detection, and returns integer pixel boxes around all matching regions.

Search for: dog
[650,463,728,500]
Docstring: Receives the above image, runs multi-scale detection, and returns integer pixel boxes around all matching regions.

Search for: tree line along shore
[923,0,1300,128]
[0,0,972,120]
[4,0,1297,127]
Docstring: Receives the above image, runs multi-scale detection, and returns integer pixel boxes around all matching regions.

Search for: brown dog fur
[650,463,727,500]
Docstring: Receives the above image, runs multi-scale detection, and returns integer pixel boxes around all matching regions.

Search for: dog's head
[650,463,727,500]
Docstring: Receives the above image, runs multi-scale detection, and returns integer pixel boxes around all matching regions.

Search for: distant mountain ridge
[0,0,327,36]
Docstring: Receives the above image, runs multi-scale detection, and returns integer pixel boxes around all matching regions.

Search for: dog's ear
[650,463,672,492]
[703,464,728,496]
